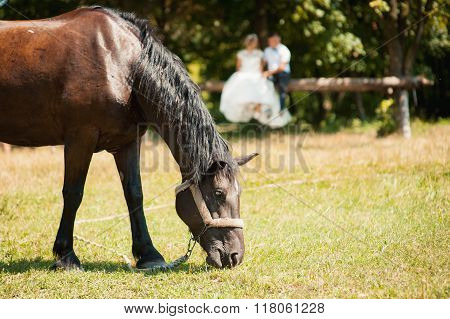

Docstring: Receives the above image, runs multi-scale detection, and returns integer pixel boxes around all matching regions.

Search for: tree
[0,0,447,131]
[369,0,438,137]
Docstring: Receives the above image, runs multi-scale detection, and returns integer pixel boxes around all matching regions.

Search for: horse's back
[0,8,142,148]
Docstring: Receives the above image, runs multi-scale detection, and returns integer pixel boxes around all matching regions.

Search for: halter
[175,180,244,230]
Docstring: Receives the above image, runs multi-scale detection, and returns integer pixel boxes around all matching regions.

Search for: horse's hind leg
[114,139,166,269]
[52,128,98,271]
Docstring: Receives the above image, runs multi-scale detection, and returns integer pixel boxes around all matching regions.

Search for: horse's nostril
[230,252,239,267]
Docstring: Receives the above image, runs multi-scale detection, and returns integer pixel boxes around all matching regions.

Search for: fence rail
[199,76,433,93]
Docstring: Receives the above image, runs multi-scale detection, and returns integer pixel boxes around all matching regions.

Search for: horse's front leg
[114,139,166,269]
[52,128,98,271]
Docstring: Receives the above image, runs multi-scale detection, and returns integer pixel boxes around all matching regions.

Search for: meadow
[0,121,448,298]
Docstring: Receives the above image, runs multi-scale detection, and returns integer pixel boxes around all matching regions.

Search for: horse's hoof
[135,259,168,270]
[51,252,84,271]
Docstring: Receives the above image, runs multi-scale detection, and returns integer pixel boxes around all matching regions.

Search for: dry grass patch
[0,121,449,298]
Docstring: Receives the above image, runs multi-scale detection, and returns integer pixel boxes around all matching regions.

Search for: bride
[220,34,291,128]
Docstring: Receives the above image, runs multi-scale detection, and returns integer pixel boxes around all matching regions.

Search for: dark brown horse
[0,6,257,270]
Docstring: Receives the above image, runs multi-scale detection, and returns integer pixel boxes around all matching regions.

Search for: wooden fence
[199,76,432,93]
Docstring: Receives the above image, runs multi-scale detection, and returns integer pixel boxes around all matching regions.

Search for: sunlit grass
[0,121,448,298]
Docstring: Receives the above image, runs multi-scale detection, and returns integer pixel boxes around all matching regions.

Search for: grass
[0,121,449,298]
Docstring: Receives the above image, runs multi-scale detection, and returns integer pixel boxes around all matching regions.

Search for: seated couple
[220,33,292,128]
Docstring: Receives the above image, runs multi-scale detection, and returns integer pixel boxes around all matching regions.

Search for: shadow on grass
[0,258,210,275]
[0,258,127,273]
[135,263,210,276]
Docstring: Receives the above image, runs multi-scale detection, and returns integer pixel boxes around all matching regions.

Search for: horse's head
[175,153,258,268]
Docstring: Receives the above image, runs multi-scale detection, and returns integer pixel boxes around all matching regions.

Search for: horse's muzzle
[206,247,243,268]
[206,240,244,268]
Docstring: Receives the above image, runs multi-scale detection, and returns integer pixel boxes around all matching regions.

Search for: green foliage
[284,0,368,77]
[424,3,450,59]
[376,98,397,137]
[0,0,448,126]
[369,0,391,16]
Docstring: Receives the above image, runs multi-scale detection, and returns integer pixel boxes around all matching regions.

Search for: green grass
[0,121,449,298]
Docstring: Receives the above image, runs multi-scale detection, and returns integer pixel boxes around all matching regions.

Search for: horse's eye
[214,189,225,199]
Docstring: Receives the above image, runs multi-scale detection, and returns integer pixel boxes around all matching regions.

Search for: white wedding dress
[219,49,291,128]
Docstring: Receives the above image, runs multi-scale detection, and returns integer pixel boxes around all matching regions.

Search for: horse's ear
[235,153,259,166]
[207,160,227,174]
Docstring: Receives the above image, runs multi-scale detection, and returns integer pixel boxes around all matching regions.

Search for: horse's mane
[90,6,236,183]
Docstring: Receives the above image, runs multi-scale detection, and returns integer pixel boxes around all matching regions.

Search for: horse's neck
[159,122,189,178]
[140,103,193,179]
[135,81,226,182]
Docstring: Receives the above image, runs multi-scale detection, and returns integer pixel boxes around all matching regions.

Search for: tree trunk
[314,93,325,129]
[394,89,411,138]
[387,51,412,137]
[255,0,268,46]
[395,0,433,138]
[355,92,366,120]
[383,3,412,138]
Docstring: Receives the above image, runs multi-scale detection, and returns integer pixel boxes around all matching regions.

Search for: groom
[263,33,291,110]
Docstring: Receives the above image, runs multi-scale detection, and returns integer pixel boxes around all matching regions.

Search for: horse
[0,6,258,270]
